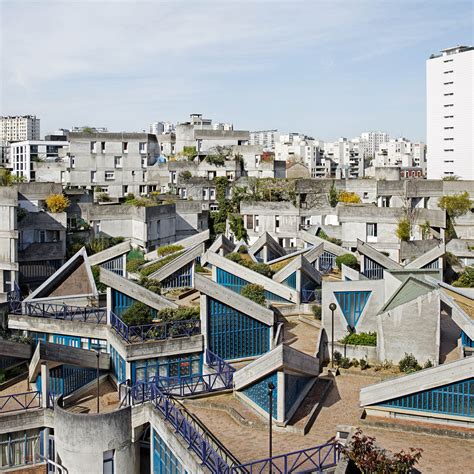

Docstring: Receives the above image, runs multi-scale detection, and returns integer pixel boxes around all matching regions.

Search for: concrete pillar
[40,363,50,408]
[296,269,302,305]
[277,371,285,422]
[106,287,112,323]
[200,295,208,354]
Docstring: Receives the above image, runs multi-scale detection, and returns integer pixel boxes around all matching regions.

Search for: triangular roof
[88,240,131,266]
[405,242,445,269]
[201,234,234,265]
[273,255,321,286]
[25,247,97,302]
[378,275,436,314]
[298,230,354,257]
[148,243,203,280]
[234,344,319,390]
[248,232,286,261]
[357,239,403,270]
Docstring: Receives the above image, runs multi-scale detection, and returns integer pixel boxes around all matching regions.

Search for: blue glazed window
[207,297,270,360]
[461,331,474,348]
[282,272,297,289]
[242,372,278,418]
[153,429,187,474]
[131,353,202,384]
[363,257,384,280]
[334,291,371,329]
[161,262,192,289]
[110,345,126,383]
[285,374,310,415]
[37,365,97,396]
[378,378,473,418]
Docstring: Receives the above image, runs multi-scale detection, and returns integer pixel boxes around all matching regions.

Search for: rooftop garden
[225,252,274,278]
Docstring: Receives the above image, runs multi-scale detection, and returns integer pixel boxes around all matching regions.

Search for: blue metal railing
[229,442,341,473]
[156,372,233,397]
[19,301,106,324]
[206,349,236,376]
[110,311,201,343]
[7,282,21,314]
[0,391,41,414]
[301,289,322,304]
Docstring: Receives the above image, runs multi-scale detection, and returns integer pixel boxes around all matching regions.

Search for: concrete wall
[377,290,440,365]
[54,404,137,474]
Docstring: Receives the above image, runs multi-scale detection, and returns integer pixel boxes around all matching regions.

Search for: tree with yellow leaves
[45,194,70,213]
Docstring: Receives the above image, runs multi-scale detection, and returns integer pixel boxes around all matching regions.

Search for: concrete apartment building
[427,45,474,179]
[249,129,278,149]
[360,131,390,157]
[66,131,161,199]
[0,115,40,143]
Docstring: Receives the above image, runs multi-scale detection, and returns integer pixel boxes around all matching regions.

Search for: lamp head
[329,303,337,311]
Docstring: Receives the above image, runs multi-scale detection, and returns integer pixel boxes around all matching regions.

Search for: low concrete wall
[331,341,378,364]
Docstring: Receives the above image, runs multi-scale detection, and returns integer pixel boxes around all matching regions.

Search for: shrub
[126,257,145,274]
[87,236,124,255]
[91,266,107,293]
[359,358,368,370]
[351,358,359,367]
[340,332,377,346]
[179,170,192,181]
[318,229,342,246]
[333,351,342,366]
[250,262,274,278]
[226,252,243,264]
[157,244,183,257]
[452,266,474,287]
[399,353,421,373]
[238,245,248,254]
[139,277,161,294]
[125,197,155,207]
[335,254,358,270]
[195,264,210,273]
[328,181,338,207]
[312,304,322,320]
[438,192,471,219]
[140,252,184,277]
[121,302,153,326]
[157,307,199,322]
[423,360,434,369]
[338,191,361,204]
[339,357,351,369]
[97,193,111,202]
[206,154,225,166]
[45,194,70,213]
[396,217,411,241]
[241,284,266,306]
[124,193,136,202]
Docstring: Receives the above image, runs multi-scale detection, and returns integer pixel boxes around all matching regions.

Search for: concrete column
[277,371,285,423]
[40,363,50,408]
[296,269,302,305]
[200,295,208,353]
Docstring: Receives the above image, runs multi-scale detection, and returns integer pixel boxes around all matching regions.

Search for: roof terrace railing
[110,311,201,343]
[22,302,107,324]
[0,391,41,414]
[155,372,233,397]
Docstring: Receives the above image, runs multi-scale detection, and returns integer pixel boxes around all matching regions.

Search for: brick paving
[185,373,473,472]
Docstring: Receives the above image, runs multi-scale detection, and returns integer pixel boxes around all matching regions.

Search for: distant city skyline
[1,0,472,142]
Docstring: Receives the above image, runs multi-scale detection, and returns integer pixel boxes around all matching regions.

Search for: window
[444,104,454,108]
[103,450,114,474]
[156,220,161,236]
[91,171,96,182]
[91,141,96,153]
[139,142,146,153]
[255,215,260,232]
[367,223,377,237]
[444,126,454,130]
[3,270,12,293]
[105,171,115,181]
[443,58,454,63]
[444,93,454,96]
[444,81,454,85]
[209,188,216,200]
[203,188,209,200]
[101,142,106,153]
[70,156,75,168]
[122,142,128,153]
[444,138,454,141]
[275,215,280,232]
[363,192,369,199]
[444,149,454,152]
[114,156,122,168]
[123,185,128,194]
[444,115,454,119]
[381,196,390,208]
[246,215,254,230]
[443,70,453,74]
[139,185,146,195]
[141,156,147,168]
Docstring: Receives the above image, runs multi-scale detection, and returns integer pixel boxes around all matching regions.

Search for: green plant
[87,236,124,255]
[452,266,474,287]
[423,360,433,369]
[179,170,192,181]
[45,194,70,213]
[241,284,266,306]
[226,252,243,264]
[340,332,377,346]
[125,197,155,207]
[339,357,351,369]
[17,207,27,222]
[206,154,225,166]
[318,229,342,246]
[335,254,358,270]
[91,266,107,293]
[328,181,338,207]
[399,353,421,373]
[250,262,274,278]
[439,192,472,218]
[157,306,199,322]
[351,358,359,367]
[396,217,411,241]
[97,193,111,202]
[333,351,342,365]
[157,244,184,257]
[181,146,197,160]
[229,214,248,243]
[126,257,145,274]
[442,175,460,181]
[121,302,153,326]
[140,251,184,277]
[312,304,322,320]
[359,358,368,370]
[139,276,161,294]
[338,191,361,203]
[419,220,431,240]
[237,245,248,254]
[195,264,210,273]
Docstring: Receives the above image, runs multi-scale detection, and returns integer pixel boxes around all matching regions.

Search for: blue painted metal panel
[110,345,126,383]
[207,297,270,360]
[378,378,473,418]
[285,374,310,415]
[152,429,188,474]
[334,291,371,329]
[363,257,384,280]
[161,262,192,289]
[37,365,97,396]
[242,372,278,418]
[461,331,474,348]
[215,267,290,303]
[131,353,202,384]
[282,272,297,289]
[112,289,136,317]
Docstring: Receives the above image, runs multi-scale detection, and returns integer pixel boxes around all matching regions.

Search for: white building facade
[427,46,474,179]
[0,115,40,143]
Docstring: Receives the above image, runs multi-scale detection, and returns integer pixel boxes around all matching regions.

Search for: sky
[1,0,473,141]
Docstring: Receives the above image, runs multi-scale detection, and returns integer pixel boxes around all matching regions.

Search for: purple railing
[229,442,341,473]
[22,302,106,324]
[131,382,241,472]
[7,282,22,314]
[156,372,233,397]
[110,311,201,343]
[0,391,41,414]
[206,349,236,376]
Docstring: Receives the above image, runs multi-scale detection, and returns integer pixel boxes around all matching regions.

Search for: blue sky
[1,0,473,141]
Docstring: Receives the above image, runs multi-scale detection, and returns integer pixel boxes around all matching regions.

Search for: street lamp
[329,303,337,368]
[267,382,275,464]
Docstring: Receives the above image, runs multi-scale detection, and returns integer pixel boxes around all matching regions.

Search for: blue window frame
[334,291,371,329]
[363,257,384,279]
[110,345,126,383]
[282,272,297,289]
[242,372,278,418]
[53,335,81,348]
[378,378,473,418]
[215,267,290,303]
[461,331,474,348]
[112,289,136,317]
[37,365,97,396]
[153,430,187,474]
[285,374,310,415]
[161,262,193,289]
[207,297,270,360]
[131,353,202,384]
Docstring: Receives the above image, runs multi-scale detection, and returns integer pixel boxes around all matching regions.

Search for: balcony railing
[110,311,201,343]
[155,371,233,397]
[0,391,41,414]
[22,302,107,324]
[301,288,322,304]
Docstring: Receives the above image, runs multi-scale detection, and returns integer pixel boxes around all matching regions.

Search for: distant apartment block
[360,131,390,157]
[250,129,278,149]
[150,121,175,135]
[0,115,40,143]
[427,45,474,179]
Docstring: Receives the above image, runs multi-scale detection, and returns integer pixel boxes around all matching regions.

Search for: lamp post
[267,381,275,466]
[95,350,100,414]
[329,303,337,368]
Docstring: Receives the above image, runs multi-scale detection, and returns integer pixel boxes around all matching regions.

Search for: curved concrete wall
[54,405,136,474]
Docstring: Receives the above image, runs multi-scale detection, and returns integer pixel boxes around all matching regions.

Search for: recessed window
[444,138,454,141]
[444,149,454,152]
[443,70,453,74]
[444,104,454,108]
[114,156,122,168]
[122,142,128,153]
[90,141,96,153]
[275,215,280,232]
[367,223,377,237]
[443,81,454,85]
[444,126,454,130]
[444,93,454,96]
[247,215,254,230]
[105,171,115,180]
[101,142,106,153]
[444,115,454,119]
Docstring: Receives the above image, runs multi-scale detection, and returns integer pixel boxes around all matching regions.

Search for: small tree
[241,284,266,306]
[328,181,338,207]
[179,170,192,181]
[335,254,358,270]
[452,266,474,287]
[399,353,421,373]
[121,302,153,326]
[338,191,361,204]
[45,194,70,213]
[439,192,471,240]
[396,217,411,241]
